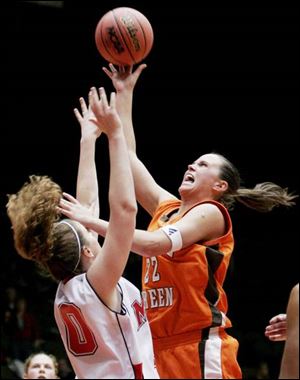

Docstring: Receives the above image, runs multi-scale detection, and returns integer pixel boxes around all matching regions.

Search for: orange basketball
[95,7,154,66]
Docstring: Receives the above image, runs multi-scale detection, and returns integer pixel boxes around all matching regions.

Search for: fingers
[109,63,117,73]
[56,206,71,218]
[269,313,286,324]
[265,324,287,335]
[102,66,113,78]
[109,91,116,109]
[73,108,82,123]
[89,87,99,112]
[266,333,286,342]
[62,192,78,203]
[102,63,118,78]
[89,86,116,121]
[134,63,147,78]
[74,97,88,121]
[79,97,88,113]
[98,87,108,108]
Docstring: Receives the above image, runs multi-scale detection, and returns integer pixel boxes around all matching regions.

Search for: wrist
[117,87,134,97]
[80,136,97,144]
[106,126,123,140]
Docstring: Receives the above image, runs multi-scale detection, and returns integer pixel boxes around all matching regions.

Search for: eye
[198,161,207,167]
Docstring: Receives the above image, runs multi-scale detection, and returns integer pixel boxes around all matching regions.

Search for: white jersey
[54,273,159,379]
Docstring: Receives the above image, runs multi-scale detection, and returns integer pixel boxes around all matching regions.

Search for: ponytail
[216,154,298,212]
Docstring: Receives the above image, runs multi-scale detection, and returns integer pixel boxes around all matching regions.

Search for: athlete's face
[23,354,58,379]
[179,153,225,198]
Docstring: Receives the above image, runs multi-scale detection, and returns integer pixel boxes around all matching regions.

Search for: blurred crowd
[1,256,75,379]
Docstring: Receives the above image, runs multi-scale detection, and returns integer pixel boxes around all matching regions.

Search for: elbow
[114,200,137,218]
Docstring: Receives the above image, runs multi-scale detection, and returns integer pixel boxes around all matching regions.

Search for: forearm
[116,89,136,152]
[108,130,136,213]
[87,217,167,257]
[76,137,99,216]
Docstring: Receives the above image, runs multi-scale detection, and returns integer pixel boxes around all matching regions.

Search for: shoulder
[179,201,232,244]
[185,201,228,222]
[155,199,181,213]
[291,283,299,297]
[189,201,232,230]
[56,274,93,301]
[288,284,299,314]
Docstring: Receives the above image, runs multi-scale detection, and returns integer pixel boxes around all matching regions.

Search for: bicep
[172,204,226,248]
[136,205,225,257]
[130,152,176,215]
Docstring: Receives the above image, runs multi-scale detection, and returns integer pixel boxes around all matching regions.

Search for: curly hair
[7,175,62,261]
[6,175,85,282]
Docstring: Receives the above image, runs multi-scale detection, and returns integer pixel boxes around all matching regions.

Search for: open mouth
[184,173,195,183]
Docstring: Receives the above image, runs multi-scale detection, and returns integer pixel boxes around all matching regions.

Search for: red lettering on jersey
[59,303,98,356]
[131,299,147,330]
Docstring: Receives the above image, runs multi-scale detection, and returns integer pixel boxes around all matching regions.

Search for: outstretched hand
[74,97,102,140]
[57,192,95,228]
[264,313,287,341]
[89,87,122,136]
[102,63,147,92]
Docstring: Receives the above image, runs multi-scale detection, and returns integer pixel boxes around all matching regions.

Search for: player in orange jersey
[58,65,297,379]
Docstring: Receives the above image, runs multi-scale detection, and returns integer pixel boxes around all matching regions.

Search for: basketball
[95,7,154,66]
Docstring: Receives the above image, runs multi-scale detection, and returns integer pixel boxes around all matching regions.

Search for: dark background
[2,1,299,378]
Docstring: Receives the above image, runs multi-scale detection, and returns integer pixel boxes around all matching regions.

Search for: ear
[213,180,228,193]
[81,246,94,258]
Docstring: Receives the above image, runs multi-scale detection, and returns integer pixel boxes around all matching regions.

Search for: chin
[178,185,187,197]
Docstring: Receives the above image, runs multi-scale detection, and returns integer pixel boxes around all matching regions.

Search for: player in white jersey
[55,274,156,379]
[7,87,159,379]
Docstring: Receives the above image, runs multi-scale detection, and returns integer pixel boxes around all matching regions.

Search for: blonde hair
[216,154,297,212]
[24,352,59,376]
[6,175,84,281]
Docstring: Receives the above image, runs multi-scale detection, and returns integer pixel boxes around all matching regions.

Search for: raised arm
[279,284,299,379]
[103,64,176,215]
[86,87,137,306]
[74,97,101,238]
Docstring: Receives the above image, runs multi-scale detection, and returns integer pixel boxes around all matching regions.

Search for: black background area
[2,2,299,378]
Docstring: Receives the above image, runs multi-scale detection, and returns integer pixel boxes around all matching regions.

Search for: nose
[188,163,195,171]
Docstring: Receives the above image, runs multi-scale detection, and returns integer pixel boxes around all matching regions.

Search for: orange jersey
[141,199,242,378]
[142,199,234,339]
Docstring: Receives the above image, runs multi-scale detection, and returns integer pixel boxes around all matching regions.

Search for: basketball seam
[112,9,136,65]
[99,19,123,66]
[127,10,148,59]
